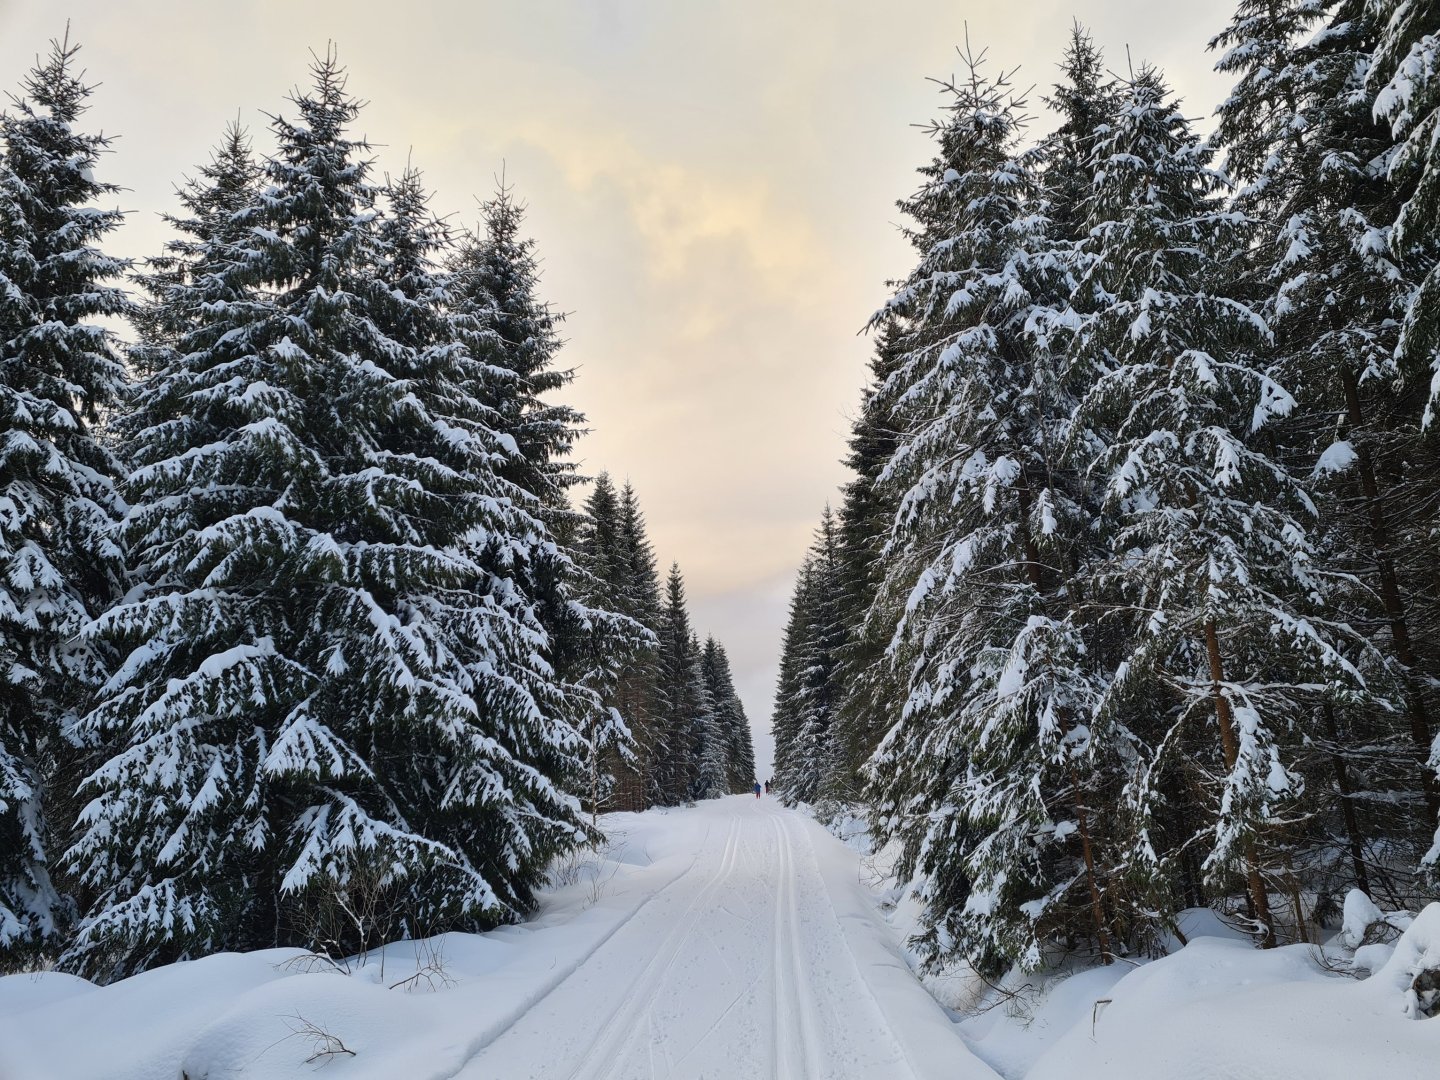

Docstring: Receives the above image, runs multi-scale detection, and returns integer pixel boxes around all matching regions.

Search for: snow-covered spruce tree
[1368,0,1440,874]
[444,181,599,775]
[771,554,812,798]
[378,161,624,853]
[774,508,846,805]
[573,473,628,816]
[64,57,588,979]
[1210,0,1435,900]
[1040,22,1123,245]
[578,473,625,600]
[0,35,128,962]
[450,181,579,508]
[448,182,588,667]
[654,564,708,805]
[571,472,656,820]
[702,637,755,793]
[860,45,1122,977]
[130,122,262,356]
[1210,0,1326,201]
[1071,68,1365,947]
[1372,0,1440,428]
[614,481,665,810]
[831,322,908,792]
[689,631,727,801]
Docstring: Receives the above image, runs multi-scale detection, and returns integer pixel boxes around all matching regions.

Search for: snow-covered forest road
[6,797,1440,1080]
[0,798,995,1080]
[458,798,991,1080]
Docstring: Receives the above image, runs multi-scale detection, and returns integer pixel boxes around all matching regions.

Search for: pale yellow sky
[0,0,1231,773]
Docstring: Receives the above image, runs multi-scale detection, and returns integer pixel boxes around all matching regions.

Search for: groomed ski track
[454,797,996,1080]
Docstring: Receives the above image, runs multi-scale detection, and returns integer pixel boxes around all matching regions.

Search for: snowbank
[1025,933,1437,1080]
[817,806,1440,1080]
[0,810,693,1080]
[1367,902,1440,1021]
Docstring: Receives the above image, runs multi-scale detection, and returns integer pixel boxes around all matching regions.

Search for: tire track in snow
[779,811,922,1080]
[771,811,822,1079]
[437,820,721,1080]
[563,812,746,1080]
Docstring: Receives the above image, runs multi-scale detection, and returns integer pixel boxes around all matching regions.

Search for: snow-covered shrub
[1340,889,1414,949]
[1369,903,1440,1019]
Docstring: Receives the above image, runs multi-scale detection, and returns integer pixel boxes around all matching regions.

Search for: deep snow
[0,798,986,1080]
[1,797,1436,1079]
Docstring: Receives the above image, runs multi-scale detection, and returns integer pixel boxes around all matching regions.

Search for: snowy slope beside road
[0,798,992,1080]
[7,796,1436,1080]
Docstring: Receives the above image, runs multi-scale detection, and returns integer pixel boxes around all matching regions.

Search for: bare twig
[388,937,455,993]
[1091,998,1113,1037]
[281,1013,357,1064]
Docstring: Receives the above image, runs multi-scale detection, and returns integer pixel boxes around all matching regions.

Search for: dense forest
[0,38,754,982]
[773,0,1440,978]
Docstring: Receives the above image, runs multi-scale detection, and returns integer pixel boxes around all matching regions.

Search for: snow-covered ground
[2,797,1437,1079]
[0,798,983,1080]
[829,809,1440,1080]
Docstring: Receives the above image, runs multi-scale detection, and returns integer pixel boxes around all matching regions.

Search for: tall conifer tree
[1071,68,1363,946]
[773,509,847,805]
[702,637,755,794]
[832,324,908,792]
[654,564,706,805]
[861,43,1126,974]
[1210,0,1435,892]
[1371,0,1440,427]
[0,35,128,958]
[66,57,586,978]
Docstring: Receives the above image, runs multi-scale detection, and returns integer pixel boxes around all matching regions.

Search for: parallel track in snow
[771,812,821,1079]
[451,800,991,1080]
[780,811,924,1080]
[566,814,745,1080]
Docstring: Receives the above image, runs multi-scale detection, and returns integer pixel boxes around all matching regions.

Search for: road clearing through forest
[0,797,996,1080]
[453,796,995,1080]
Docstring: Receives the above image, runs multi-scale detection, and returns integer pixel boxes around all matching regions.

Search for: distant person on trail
[753,781,762,799]
[764,779,771,795]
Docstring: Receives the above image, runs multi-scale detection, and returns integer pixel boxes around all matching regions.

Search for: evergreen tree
[65,57,586,978]
[0,35,128,959]
[654,564,706,804]
[131,122,262,356]
[1365,0,1440,875]
[450,181,579,507]
[616,482,665,810]
[578,474,625,599]
[832,323,907,792]
[771,554,816,803]
[448,178,594,768]
[702,637,755,793]
[1071,68,1363,947]
[1211,0,1436,899]
[773,508,846,805]
[1041,22,1122,243]
[689,632,727,800]
[573,472,655,820]
[1371,0,1440,428]
[861,45,1120,975]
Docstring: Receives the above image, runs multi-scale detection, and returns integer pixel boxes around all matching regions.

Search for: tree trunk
[1014,478,1046,591]
[1203,618,1276,947]
[1321,701,1371,894]
[590,718,599,832]
[1070,759,1112,965]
